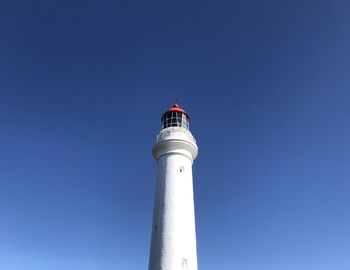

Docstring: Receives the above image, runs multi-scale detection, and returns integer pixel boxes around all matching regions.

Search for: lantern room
[161,104,190,130]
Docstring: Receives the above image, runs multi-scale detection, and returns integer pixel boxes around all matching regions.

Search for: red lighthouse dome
[161,104,190,130]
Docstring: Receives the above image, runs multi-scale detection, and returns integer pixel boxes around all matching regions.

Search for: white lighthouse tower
[148,104,199,270]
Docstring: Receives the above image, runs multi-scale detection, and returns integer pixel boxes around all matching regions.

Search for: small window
[180,166,184,173]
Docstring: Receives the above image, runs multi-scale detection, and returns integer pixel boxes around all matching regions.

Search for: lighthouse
[148,104,199,270]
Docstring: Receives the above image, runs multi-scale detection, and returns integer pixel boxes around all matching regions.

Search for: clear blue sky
[0,0,349,269]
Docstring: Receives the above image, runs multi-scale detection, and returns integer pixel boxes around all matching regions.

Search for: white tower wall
[148,126,198,270]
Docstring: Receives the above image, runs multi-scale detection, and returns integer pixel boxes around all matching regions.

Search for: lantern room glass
[162,111,189,129]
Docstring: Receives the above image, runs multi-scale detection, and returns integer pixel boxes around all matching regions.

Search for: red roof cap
[161,104,190,121]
